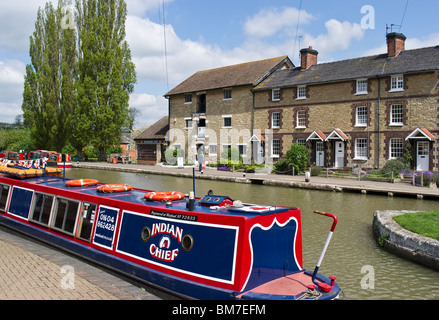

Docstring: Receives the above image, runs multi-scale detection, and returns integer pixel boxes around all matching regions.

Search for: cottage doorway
[316,141,325,166]
[334,142,344,168]
[416,141,429,171]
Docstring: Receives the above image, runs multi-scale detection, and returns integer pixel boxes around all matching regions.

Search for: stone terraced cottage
[165,33,439,171]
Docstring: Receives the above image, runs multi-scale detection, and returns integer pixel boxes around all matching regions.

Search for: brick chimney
[386,32,406,57]
[300,46,318,70]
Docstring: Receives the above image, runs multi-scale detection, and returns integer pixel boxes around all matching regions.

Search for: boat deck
[22,176,290,218]
[237,271,329,300]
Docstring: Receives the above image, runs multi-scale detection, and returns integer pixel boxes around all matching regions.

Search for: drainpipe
[251,90,255,137]
[376,76,381,169]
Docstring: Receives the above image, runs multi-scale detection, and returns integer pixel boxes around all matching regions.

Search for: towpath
[0,225,163,300]
[73,162,439,200]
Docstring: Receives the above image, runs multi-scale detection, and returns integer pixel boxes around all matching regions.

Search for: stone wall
[168,85,254,164]
[373,210,439,271]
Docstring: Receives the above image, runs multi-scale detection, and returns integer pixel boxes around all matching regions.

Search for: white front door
[253,142,264,164]
[316,142,324,166]
[417,141,429,171]
[334,142,344,168]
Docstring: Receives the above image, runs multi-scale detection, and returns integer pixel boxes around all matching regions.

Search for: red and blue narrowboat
[0,169,341,300]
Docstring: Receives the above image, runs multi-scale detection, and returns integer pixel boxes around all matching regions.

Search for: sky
[0,0,438,129]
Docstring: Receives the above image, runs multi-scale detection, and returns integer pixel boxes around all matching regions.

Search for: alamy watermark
[361,5,375,30]
[360,265,375,290]
[61,5,75,30]
[60,265,75,290]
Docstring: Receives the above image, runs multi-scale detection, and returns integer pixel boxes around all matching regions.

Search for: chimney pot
[300,47,318,70]
[386,32,406,57]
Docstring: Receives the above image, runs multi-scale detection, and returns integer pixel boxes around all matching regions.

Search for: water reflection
[67,168,439,300]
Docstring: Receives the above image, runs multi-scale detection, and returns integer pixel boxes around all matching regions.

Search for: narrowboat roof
[9,175,290,219]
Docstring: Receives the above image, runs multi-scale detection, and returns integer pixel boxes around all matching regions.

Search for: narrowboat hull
[0,174,340,300]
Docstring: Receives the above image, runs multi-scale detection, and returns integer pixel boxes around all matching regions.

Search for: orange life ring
[66,179,99,187]
[97,184,133,193]
[144,191,185,201]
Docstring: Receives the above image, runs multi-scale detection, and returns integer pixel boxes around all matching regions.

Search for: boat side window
[77,202,97,242]
[30,192,54,226]
[0,184,10,212]
[52,197,80,235]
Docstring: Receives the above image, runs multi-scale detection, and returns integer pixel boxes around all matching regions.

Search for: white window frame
[222,115,232,128]
[271,139,281,158]
[296,110,306,128]
[184,117,193,129]
[296,86,307,100]
[208,144,217,156]
[390,75,404,92]
[390,104,403,126]
[389,138,404,159]
[356,79,368,94]
[354,138,368,160]
[271,112,280,128]
[223,89,232,100]
[296,139,306,146]
[237,144,247,158]
[272,89,281,101]
[355,106,368,127]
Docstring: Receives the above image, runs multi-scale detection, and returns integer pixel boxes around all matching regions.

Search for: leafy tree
[273,144,308,175]
[22,1,76,151]
[73,0,136,160]
[285,144,309,174]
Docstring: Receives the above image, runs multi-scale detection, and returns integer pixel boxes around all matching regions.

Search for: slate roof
[254,46,439,90]
[165,56,293,96]
[135,116,169,140]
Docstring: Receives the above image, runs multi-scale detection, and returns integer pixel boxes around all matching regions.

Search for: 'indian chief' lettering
[151,222,183,242]
[149,223,184,262]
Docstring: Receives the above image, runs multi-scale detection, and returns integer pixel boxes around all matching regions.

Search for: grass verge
[393,211,439,241]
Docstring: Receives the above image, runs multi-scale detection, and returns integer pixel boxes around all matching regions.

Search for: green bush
[310,166,322,176]
[285,144,309,174]
[219,147,242,165]
[217,147,242,170]
[245,163,268,173]
[164,148,184,165]
[381,159,409,176]
[273,159,292,174]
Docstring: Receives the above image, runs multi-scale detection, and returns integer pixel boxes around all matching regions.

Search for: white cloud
[0,0,47,53]
[126,15,258,89]
[362,32,439,57]
[302,19,365,55]
[129,93,168,127]
[0,60,26,122]
[244,7,314,38]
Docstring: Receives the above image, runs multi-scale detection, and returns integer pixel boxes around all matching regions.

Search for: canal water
[67,168,439,300]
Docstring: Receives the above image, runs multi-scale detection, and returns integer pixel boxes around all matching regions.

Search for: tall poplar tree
[74,0,136,160]
[22,1,76,151]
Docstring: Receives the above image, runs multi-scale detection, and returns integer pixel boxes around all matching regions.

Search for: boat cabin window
[52,197,80,235]
[0,184,10,212]
[30,193,54,226]
[77,202,97,242]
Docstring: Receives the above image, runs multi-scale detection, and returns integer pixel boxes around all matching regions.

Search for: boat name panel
[117,210,238,284]
[92,205,119,250]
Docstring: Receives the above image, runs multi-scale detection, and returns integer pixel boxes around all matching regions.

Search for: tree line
[21,0,137,160]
